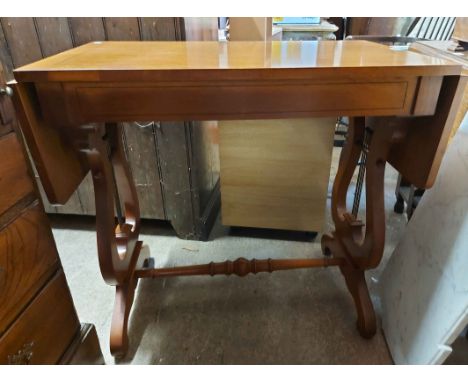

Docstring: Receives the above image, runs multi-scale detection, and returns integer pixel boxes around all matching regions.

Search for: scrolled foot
[357,309,377,339]
[110,278,138,358]
[340,264,377,339]
[110,241,146,358]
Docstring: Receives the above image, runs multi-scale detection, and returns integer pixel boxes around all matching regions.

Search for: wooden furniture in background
[229,17,273,41]
[0,64,103,364]
[220,119,335,231]
[10,40,464,358]
[0,17,220,239]
[221,18,336,233]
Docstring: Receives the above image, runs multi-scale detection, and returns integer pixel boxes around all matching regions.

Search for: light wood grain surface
[220,118,335,231]
[14,40,461,82]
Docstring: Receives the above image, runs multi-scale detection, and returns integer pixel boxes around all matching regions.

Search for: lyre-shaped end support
[321,117,401,339]
[81,123,146,357]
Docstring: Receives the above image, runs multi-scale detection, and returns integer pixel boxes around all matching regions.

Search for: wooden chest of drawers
[0,133,35,217]
[0,271,79,364]
[0,202,60,334]
[0,65,103,364]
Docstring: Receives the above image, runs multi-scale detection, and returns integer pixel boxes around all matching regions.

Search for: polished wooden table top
[10,38,466,358]
[411,40,468,73]
[14,40,461,82]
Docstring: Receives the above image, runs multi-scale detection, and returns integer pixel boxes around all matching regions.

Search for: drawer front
[68,80,415,123]
[0,204,60,334]
[0,271,80,364]
[0,133,35,217]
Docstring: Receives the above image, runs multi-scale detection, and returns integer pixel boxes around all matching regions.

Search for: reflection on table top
[14,40,462,82]
[410,40,468,73]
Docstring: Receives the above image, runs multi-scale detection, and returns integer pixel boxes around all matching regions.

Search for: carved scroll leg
[321,117,377,339]
[323,117,405,339]
[81,123,145,358]
[321,234,376,338]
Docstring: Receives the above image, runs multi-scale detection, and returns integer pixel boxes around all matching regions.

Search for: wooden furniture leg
[76,115,409,355]
[322,117,406,338]
[76,122,347,358]
[76,117,407,355]
[73,115,409,355]
[79,123,148,357]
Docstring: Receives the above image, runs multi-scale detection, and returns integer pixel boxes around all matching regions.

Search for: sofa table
[9,40,465,357]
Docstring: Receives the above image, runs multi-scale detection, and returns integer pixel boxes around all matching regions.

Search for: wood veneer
[0,271,79,364]
[0,203,59,334]
[10,39,464,357]
[219,118,335,231]
[0,133,35,218]
[14,40,460,81]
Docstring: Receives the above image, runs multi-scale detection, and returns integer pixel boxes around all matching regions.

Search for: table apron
[33,76,442,125]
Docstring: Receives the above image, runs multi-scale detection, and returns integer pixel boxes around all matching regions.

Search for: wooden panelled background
[0,17,221,239]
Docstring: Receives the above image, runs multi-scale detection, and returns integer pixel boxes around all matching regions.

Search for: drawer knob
[8,341,34,365]
[0,86,13,97]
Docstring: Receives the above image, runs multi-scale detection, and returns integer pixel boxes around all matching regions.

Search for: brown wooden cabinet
[0,17,220,240]
[0,65,103,364]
